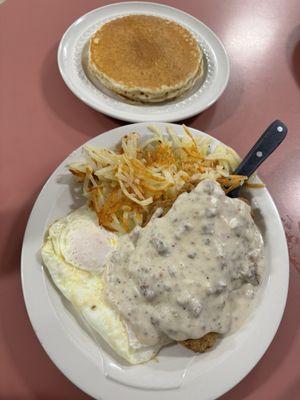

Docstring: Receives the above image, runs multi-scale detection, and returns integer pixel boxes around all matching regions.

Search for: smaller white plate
[57,2,230,122]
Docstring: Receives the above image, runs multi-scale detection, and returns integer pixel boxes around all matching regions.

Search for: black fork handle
[228,120,288,198]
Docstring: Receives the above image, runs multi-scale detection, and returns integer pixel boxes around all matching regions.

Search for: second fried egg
[41,205,168,364]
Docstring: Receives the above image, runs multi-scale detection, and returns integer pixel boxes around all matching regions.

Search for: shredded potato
[69,125,247,233]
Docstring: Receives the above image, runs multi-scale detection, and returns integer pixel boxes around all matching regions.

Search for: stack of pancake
[87,15,204,103]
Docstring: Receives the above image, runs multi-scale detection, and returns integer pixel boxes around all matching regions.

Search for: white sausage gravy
[105,180,264,346]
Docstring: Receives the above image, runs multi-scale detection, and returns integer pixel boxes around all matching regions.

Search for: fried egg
[41,206,167,364]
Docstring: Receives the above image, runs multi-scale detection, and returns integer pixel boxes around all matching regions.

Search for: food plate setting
[58,2,230,122]
[19,1,290,399]
[21,122,289,400]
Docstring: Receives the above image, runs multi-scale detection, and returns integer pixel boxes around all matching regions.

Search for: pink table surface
[1,0,300,399]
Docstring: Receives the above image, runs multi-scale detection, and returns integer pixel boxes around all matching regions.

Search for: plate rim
[21,122,289,400]
[57,1,230,122]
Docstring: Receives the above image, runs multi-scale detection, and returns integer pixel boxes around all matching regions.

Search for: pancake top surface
[89,15,202,91]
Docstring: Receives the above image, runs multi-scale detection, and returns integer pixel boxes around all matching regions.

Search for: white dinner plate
[21,123,289,400]
[57,2,230,122]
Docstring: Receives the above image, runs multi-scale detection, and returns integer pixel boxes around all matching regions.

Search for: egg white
[41,206,167,364]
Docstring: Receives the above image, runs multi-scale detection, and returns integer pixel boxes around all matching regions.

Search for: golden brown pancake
[88,15,204,103]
